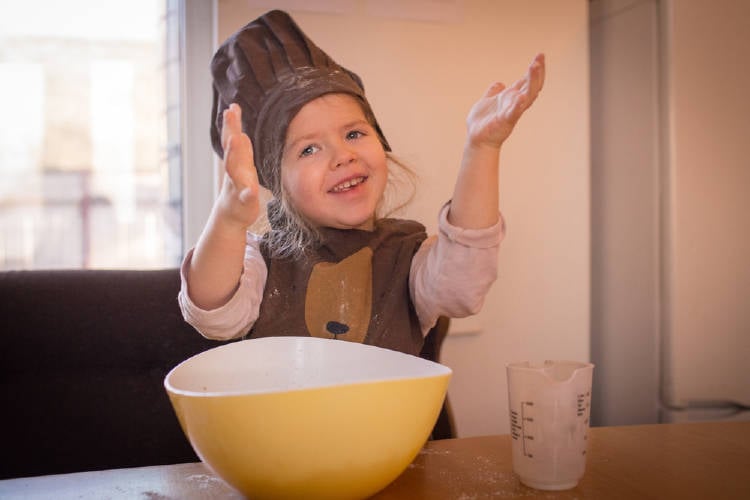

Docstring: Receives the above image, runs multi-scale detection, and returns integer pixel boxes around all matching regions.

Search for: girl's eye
[299,144,319,158]
[346,130,364,140]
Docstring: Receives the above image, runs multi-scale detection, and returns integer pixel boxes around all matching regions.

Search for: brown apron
[249,218,428,355]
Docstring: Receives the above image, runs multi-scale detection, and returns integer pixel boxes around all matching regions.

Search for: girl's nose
[332,144,357,169]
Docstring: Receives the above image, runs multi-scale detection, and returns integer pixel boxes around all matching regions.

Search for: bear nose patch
[326,321,350,339]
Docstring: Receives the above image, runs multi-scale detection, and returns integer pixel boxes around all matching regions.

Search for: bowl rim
[164,337,452,398]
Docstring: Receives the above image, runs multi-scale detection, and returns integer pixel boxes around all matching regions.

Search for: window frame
[180,0,218,253]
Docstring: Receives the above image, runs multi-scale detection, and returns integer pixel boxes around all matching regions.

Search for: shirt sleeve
[409,202,505,335]
[177,232,268,340]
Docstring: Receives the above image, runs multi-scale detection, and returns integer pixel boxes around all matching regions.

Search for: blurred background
[1,0,747,437]
[0,0,182,269]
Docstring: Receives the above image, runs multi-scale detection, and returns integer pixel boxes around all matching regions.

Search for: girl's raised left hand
[466,53,545,150]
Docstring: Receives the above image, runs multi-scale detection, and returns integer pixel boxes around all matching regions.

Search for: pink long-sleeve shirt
[178,203,504,340]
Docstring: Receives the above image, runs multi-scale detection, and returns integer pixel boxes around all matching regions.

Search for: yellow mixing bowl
[164,337,452,499]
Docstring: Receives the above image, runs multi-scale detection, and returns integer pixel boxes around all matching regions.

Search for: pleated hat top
[210,9,390,192]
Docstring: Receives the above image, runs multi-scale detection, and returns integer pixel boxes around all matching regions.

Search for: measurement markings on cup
[519,401,535,458]
[577,391,590,417]
[577,391,591,455]
[510,409,522,440]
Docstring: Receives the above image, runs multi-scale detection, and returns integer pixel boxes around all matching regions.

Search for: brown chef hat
[210,9,391,192]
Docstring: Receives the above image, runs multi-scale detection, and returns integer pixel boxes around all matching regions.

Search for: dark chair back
[420,316,456,440]
[0,269,221,479]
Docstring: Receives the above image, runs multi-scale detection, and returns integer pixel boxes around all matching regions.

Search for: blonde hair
[256,152,417,260]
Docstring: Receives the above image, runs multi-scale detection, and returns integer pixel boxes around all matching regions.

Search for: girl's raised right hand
[216,103,260,229]
[186,103,259,310]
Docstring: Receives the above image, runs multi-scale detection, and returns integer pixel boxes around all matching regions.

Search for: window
[0,0,209,270]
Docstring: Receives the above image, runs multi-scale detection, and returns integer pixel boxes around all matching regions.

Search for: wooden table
[2,421,748,499]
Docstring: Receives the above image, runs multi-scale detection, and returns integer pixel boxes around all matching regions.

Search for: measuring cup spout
[509,360,595,384]
[543,361,595,384]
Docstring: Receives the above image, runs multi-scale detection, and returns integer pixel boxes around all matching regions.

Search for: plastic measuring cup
[506,360,594,490]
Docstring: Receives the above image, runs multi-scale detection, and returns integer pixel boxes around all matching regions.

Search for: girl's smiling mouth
[330,176,367,193]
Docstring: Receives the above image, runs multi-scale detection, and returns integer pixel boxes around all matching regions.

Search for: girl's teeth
[333,177,364,192]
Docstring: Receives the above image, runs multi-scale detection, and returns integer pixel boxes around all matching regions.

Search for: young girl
[179,10,544,355]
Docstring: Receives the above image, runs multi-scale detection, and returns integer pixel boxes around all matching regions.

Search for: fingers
[510,75,526,93]
[221,103,243,154]
[507,53,545,116]
[221,103,260,198]
[527,53,545,97]
[483,53,545,107]
[484,81,506,98]
[225,132,258,190]
[237,186,254,205]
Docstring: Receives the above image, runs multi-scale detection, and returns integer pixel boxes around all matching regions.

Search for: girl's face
[280,93,388,231]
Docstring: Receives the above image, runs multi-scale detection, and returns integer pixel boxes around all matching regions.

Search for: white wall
[216,0,590,437]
